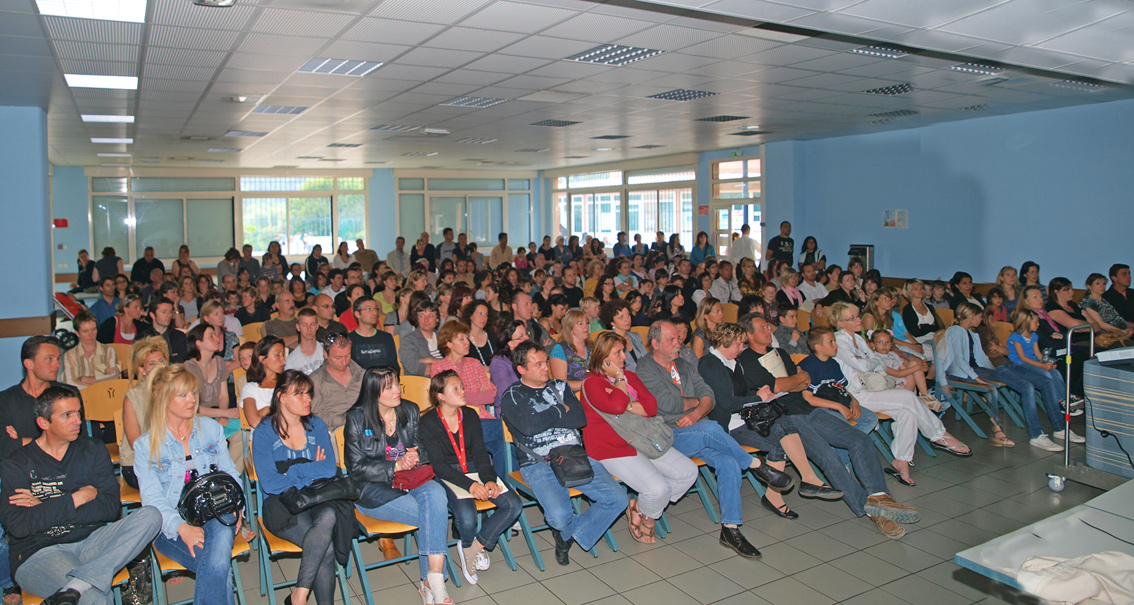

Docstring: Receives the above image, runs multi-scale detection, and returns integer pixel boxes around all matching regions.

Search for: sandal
[639,516,658,544]
[919,394,943,412]
[626,500,646,543]
[884,467,916,487]
[931,436,972,457]
[3,586,21,605]
[990,428,1015,448]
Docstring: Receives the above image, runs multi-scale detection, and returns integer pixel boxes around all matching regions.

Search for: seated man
[0,385,161,605]
[739,316,919,539]
[500,341,627,567]
[637,320,791,559]
[285,308,324,375]
[309,333,363,432]
[261,291,299,349]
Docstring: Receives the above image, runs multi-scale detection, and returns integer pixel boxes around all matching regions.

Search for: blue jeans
[442,482,523,550]
[0,507,10,591]
[16,507,162,604]
[356,481,449,580]
[947,368,1003,418]
[673,420,753,526]
[153,513,237,605]
[821,407,878,468]
[779,410,887,517]
[998,364,1066,438]
[519,458,627,552]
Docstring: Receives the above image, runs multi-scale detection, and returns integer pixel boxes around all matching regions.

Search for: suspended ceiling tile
[459,1,578,33]
[146,46,228,68]
[340,18,446,44]
[540,13,656,43]
[42,15,143,44]
[618,24,723,51]
[781,11,889,35]
[321,40,412,63]
[0,33,52,57]
[142,63,217,81]
[58,59,137,77]
[216,68,292,84]
[370,0,493,23]
[239,33,328,57]
[151,0,257,30]
[250,8,358,37]
[393,46,484,69]
[839,0,1005,29]
[433,69,513,87]
[1036,17,1134,63]
[942,2,1127,45]
[149,26,240,51]
[497,35,597,60]
[585,66,669,84]
[225,52,309,72]
[422,27,527,53]
[463,53,553,73]
[705,0,820,21]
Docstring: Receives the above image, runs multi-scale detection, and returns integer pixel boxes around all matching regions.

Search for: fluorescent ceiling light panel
[298,58,382,76]
[64,74,138,89]
[402,151,438,157]
[456,138,497,144]
[252,105,307,115]
[81,114,135,123]
[226,130,267,137]
[565,44,664,67]
[92,137,133,144]
[695,115,748,122]
[327,143,363,148]
[531,119,581,127]
[1051,80,1104,92]
[97,152,131,157]
[441,96,506,108]
[867,109,919,118]
[849,45,908,59]
[370,124,419,132]
[861,83,913,95]
[207,148,241,153]
[36,0,146,23]
[193,0,237,6]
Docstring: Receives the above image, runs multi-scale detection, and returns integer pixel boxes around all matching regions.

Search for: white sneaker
[1030,434,1064,452]
[1069,396,1085,408]
[456,542,479,585]
[1053,429,1086,444]
[474,550,491,571]
[1060,401,1084,417]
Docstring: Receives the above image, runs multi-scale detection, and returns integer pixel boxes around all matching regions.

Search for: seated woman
[399,300,444,377]
[830,302,969,485]
[430,320,498,431]
[899,279,940,361]
[691,297,724,359]
[582,333,698,542]
[775,267,805,310]
[947,272,985,310]
[191,300,244,372]
[120,336,169,488]
[550,310,591,393]
[383,287,415,336]
[996,266,1021,314]
[63,310,120,387]
[736,258,762,299]
[1081,272,1134,340]
[459,301,496,366]
[942,303,1016,447]
[1006,309,1080,451]
[96,294,146,345]
[601,300,647,372]
[691,272,714,308]
[345,368,453,604]
[1020,285,1085,408]
[242,335,286,428]
[419,370,522,584]
[135,364,242,605]
[816,271,865,318]
[252,370,350,605]
[1020,261,1045,303]
[540,294,569,338]
[689,231,715,267]
[1047,277,1102,346]
[698,323,838,519]
[651,285,685,323]
[185,324,242,473]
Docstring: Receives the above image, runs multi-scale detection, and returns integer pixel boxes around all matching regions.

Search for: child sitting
[926,280,950,309]
[581,296,603,331]
[773,303,810,357]
[869,330,941,411]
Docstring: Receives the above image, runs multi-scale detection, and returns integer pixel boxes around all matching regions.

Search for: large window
[395,173,535,248]
[710,155,763,256]
[240,175,368,256]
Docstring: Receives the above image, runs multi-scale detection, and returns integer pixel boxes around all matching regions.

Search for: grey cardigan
[636,354,716,428]
[398,329,437,377]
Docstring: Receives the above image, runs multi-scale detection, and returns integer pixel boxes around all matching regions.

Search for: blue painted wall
[367,168,396,251]
[791,97,1134,283]
[0,107,51,387]
[52,165,89,275]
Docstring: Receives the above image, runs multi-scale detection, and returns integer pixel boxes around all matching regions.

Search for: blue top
[1007,332,1039,364]
[689,244,715,266]
[798,355,849,392]
[252,415,338,497]
[890,309,910,342]
[551,342,589,382]
[89,296,120,326]
[612,242,632,257]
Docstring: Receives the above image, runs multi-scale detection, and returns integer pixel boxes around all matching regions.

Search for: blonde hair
[1011,308,1037,336]
[580,296,600,312]
[828,301,857,328]
[901,278,924,301]
[955,301,983,324]
[862,289,894,331]
[709,322,746,349]
[131,361,168,437]
[560,309,590,348]
[131,336,170,376]
[694,296,721,336]
[779,266,798,286]
[145,364,200,468]
[198,299,224,324]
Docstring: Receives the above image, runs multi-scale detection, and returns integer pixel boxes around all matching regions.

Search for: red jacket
[580,371,658,460]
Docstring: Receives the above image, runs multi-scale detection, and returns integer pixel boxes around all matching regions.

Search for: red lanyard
[438,409,467,473]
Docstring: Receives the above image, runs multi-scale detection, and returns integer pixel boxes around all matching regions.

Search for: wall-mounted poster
[883,209,908,229]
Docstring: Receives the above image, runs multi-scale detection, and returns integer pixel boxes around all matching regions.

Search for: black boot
[751,462,794,492]
[719,526,761,559]
[43,588,82,605]
[550,528,573,566]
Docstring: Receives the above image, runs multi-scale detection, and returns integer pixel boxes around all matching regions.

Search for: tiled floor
[161,412,1106,604]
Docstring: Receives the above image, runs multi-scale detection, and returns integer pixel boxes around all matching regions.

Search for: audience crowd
[3,224,1129,604]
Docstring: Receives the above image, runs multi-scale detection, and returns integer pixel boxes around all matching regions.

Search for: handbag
[177,465,245,527]
[517,442,594,488]
[1095,330,1126,349]
[581,387,673,459]
[814,382,853,407]
[390,464,435,491]
[859,371,897,392]
[279,474,360,515]
[738,399,785,437]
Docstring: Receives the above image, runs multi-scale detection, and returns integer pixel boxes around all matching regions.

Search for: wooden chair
[23,568,131,605]
[248,432,353,605]
[720,302,739,323]
[812,309,830,328]
[80,379,133,466]
[796,309,811,332]
[391,334,403,374]
[936,308,955,328]
[112,408,142,508]
[629,326,650,343]
[992,321,1014,349]
[400,374,431,411]
[330,428,461,604]
[151,536,252,605]
[241,322,265,345]
[790,353,808,364]
[498,422,618,571]
[108,343,135,379]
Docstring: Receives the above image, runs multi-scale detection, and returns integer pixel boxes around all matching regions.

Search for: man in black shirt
[560,266,583,308]
[1104,263,1134,322]
[348,297,398,371]
[765,221,794,265]
[139,299,188,363]
[0,385,161,605]
[129,246,165,284]
[0,336,74,459]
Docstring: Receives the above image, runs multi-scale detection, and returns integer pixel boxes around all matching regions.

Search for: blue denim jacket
[134,416,241,539]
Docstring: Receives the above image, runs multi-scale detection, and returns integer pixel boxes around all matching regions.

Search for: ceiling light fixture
[744,124,761,130]
[298,58,382,76]
[402,151,439,157]
[226,130,267,137]
[1051,80,1104,92]
[441,96,506,108]
[207,148,242,153]
[370,124,419,132]
[594,147,614,151]
[252,105,307,115]
[97,153,131,157]
[647,89,718,102]
[861,83,913,95]
[456,138,497,144]
[950,63,1003,76]
[36,0,146,23]
[696,115,749,122]
[850,45,908,59]
[867,109,919,118]
[327,143,363,148]
[531,119,581,127]
[565,44,664,67]
[64,74,138,90]
[81,114,135,123]
[633,144,665,149]
[92,137,133,144]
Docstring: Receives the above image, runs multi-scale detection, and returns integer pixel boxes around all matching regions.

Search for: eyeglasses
[844,314,861,321]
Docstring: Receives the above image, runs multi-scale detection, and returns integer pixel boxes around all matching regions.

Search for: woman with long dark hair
[344,367,453,604]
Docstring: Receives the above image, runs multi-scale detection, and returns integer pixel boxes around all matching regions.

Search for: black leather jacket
[343,399,429,508]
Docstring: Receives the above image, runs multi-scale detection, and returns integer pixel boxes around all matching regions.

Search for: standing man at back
[729,224,761,270]
[765,221,794,266]
[490,232,511,269]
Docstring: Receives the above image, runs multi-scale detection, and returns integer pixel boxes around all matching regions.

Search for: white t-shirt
[798,280,829,302]
[241,382,274,410]
[285,343,324,375]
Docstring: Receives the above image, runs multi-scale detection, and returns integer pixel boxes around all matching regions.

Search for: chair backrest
[392,334,404,373]
[796,309,811,332]
[790,353,808,364]
[108,343,135,379]
[992,321,1014,347]
[400,374,431,412]
[936,308,955,328]
[232,367,246,383]
[331,426,346,469]
[113,407,125,447]
[720,302,739,323]
[242,322,264,344]
[812,308,831,328]
[630,326,650,343]
[80,378,133,423]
